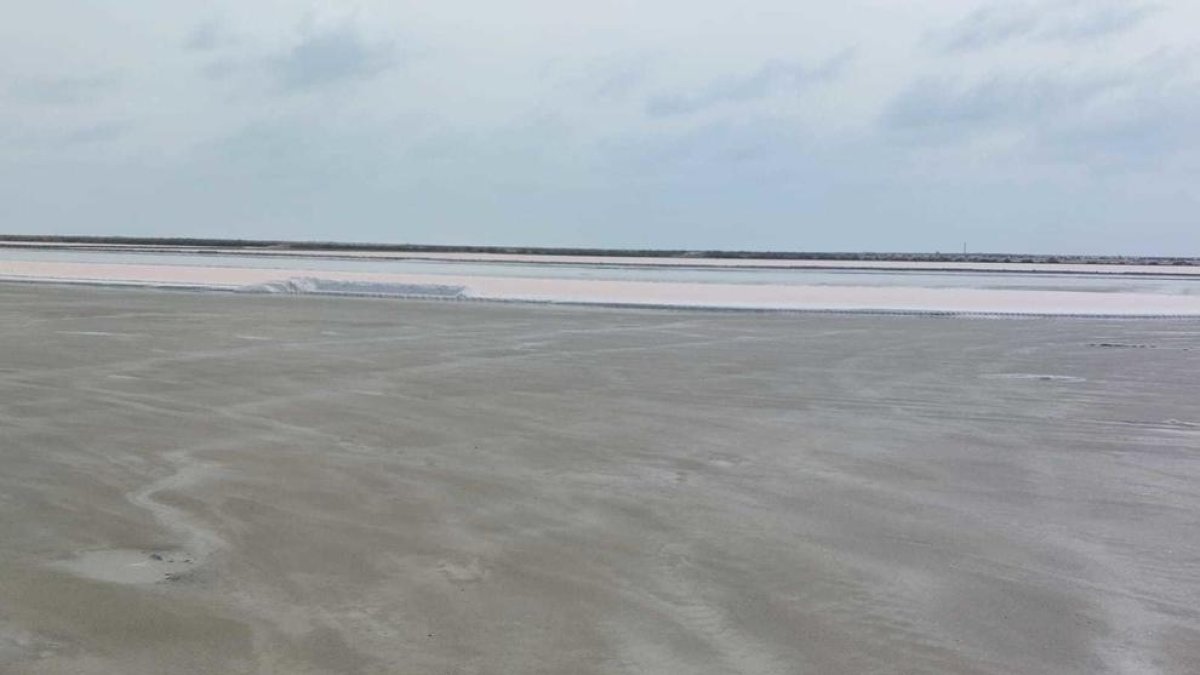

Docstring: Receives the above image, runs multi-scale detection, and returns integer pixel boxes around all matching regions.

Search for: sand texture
[1,284,1199,673]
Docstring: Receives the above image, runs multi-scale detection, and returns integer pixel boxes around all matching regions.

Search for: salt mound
[245,277,468,298]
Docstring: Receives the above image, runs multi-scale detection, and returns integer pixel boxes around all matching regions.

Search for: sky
[2,1,1198,255]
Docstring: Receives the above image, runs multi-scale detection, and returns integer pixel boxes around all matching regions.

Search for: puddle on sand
[50,549,196,585]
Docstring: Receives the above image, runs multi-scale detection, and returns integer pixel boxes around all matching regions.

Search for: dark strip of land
[2,234,1197,267]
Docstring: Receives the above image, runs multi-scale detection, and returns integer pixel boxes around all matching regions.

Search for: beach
[2,283,1199,673]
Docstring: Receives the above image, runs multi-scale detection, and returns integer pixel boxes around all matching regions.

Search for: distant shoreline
[2,234,1197,267]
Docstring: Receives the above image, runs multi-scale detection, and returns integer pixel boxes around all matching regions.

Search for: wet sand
[2,283,1199,674]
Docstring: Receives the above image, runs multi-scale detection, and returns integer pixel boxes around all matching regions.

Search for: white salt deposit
[3,256,1200,316]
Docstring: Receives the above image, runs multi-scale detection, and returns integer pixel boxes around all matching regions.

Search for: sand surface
[2,284,1200,673]
[3,258,1200,316]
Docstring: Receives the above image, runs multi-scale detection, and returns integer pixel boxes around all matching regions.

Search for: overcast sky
[2,1,1198,254]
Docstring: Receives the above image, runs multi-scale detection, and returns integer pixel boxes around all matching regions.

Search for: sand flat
[1,283,1199,674]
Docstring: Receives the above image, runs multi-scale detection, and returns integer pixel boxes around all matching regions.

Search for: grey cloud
[611,121,787,172]
[60,122,128,146]
[883,73,1125,134]
[587,60,651,102]
[7,75,117,106]
[645,50,853,117]
[5,0,1198,254]
[934,1,1160,52]
[1039,83,1200,169]
[936,5,1041,52]
[1041,3,1162,41]
[271,26,395,91]
[547,55,652,102]
[185,20,234,51]
[882,58,1198,171]
[200,58,240,81]
[206,119,334,176]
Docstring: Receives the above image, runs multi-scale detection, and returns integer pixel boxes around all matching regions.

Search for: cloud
[881,53,1198,173]
[2,0,1198,254]
[184,20,235,51]
[7,75,117,106]
[592,64,648,101]
[200,58,240,81]
[269,26,395,91]
[542,53,655,109]
[645,50,853,117]
[935,5,1041,52]
[607,119,795,176]
[934,1,1161,52]
[883,73,1125,134]
[1041,2,1162,41]
[1038,79,1200,169]
[59,122,128,146]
